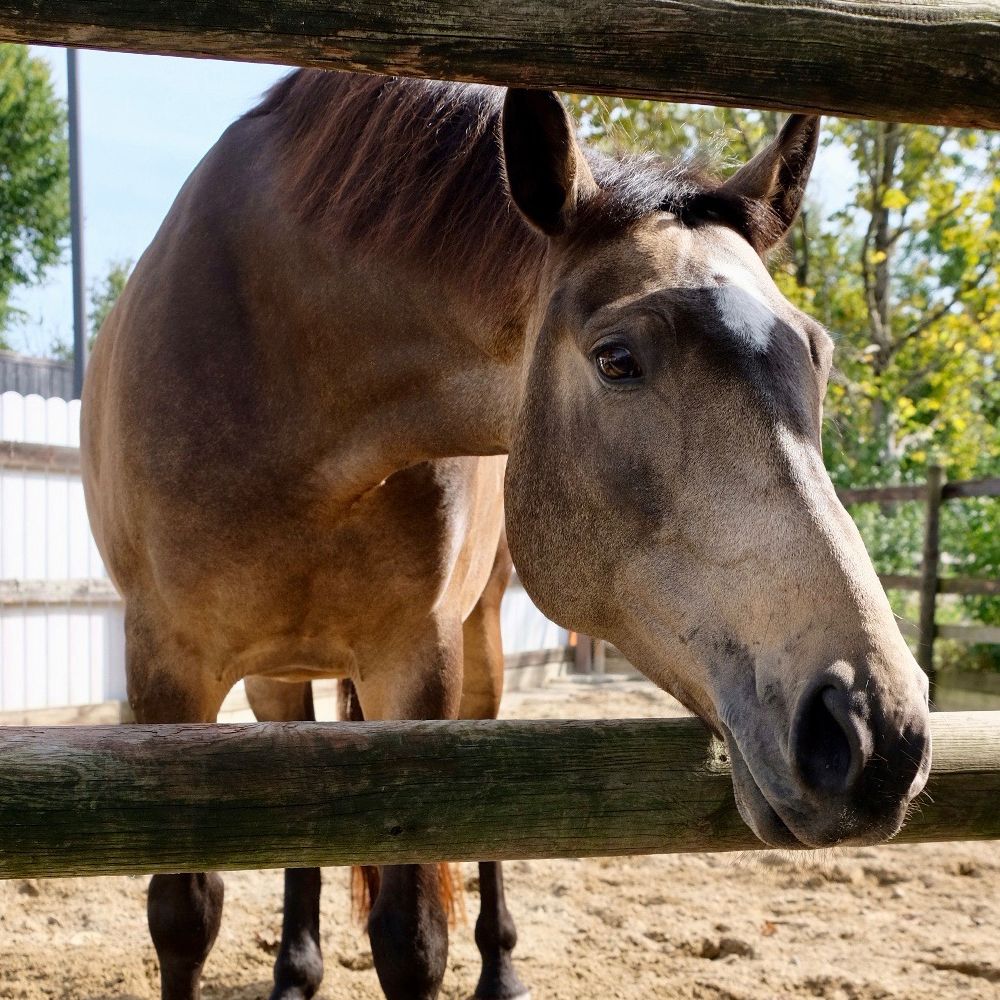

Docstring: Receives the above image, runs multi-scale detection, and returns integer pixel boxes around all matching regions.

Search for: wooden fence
[0,1,997,128]
[838,468,1000,695]
[0,351,74,401]
[0,0,997,875]
[2,710,999,879]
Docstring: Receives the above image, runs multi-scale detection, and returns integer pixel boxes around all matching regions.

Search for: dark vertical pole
[574,634,592,675]
[917,464,944,702]
[67,48,87,400]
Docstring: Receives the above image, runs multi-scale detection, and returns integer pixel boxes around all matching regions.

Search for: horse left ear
[502,88,596,237]
[721,115,820,251]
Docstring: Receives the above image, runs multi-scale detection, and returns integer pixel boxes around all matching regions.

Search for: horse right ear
[502,89,595,237]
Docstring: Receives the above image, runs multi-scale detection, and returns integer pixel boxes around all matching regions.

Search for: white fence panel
[0,392,125,712]
[501,583,569,653]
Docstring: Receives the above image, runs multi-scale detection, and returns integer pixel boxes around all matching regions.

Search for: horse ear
[721,114,820,250]
[502,88,595,237]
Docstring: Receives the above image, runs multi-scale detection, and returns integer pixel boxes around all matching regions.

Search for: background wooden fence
[838,469,1000,696]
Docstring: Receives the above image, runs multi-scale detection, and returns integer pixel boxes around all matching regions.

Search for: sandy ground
[2,679,1000,1000]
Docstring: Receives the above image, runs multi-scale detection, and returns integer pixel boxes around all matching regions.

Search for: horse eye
[595,344,643,382]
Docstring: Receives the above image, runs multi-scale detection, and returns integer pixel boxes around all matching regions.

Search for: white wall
[0,391,566,712]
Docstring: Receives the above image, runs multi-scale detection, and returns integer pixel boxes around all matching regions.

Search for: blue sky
[8,48,289,355]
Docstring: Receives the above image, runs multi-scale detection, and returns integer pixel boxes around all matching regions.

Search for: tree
[87,258,131,340]
[0,44,69,343]
[49,258,132,360]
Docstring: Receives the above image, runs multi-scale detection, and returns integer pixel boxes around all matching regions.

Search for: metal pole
[67,48,87,400]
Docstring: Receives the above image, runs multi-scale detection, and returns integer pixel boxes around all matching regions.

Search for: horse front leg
[126,604,230,1000]
[461,549,529,1000]
[473,862,529,1000]
[246,677,325,1000]
[355,622,464,1000]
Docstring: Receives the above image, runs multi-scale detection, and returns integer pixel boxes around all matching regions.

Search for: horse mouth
[724,737,806,849]
[722,727,918,850]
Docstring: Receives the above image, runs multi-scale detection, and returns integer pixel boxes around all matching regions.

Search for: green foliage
[0,44,68,334]
[567,98,999,663]
[88,258,131,339]
[49,259,132,361]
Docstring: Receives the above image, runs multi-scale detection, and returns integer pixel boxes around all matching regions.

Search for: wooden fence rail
[0,1,998,128]
[1,711,998,879]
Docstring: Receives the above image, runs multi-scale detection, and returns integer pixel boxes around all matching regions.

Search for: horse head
[501,90,930,849]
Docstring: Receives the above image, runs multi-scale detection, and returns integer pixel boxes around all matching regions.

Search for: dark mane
[246,70,759,296]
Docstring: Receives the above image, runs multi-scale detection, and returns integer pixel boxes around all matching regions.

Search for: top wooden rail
[0,1,998,128]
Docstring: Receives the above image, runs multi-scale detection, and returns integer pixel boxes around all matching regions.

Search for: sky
[8,47,290,356]
[7,46,853,357]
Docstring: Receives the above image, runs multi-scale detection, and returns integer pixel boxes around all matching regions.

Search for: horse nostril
[793,685,865,796]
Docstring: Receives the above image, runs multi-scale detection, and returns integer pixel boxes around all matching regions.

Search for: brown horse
[81,70,931,1000]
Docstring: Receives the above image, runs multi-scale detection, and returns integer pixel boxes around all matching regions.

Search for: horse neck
[246,208,547,500]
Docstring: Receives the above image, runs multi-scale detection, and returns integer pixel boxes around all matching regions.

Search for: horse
[80,69,931,1000]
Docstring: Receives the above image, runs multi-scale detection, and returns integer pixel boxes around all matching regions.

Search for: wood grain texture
[0,1,997,126]
[1,712,999,879]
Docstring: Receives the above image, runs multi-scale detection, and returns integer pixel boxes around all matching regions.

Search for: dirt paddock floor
[2,679,999,1000]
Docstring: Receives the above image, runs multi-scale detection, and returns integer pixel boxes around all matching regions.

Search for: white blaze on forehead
[693,226,783,353]
[643,217,791,353]
[712,283,779,352]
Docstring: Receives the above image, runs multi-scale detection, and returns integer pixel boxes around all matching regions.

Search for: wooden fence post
[918,464,944,698]
[593,639,607,676]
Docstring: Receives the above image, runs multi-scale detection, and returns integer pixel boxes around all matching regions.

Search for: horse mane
[246,70,760,300]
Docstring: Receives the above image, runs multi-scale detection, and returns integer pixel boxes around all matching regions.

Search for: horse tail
[339,679,465,926]
[350,861,464,925]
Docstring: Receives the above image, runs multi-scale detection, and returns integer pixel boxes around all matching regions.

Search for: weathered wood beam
[1,712,998,879]
[937,623,1000,644]
[0,2,997,127]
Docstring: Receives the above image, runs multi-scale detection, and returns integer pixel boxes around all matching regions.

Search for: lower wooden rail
[1,713,998,879]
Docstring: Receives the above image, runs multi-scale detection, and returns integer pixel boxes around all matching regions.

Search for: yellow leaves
[881,188,910,211]
[978,333,995,352]
[869,250,888,265]
[953,340,966,355]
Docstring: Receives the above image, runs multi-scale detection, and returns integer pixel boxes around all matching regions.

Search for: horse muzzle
[722,669,932,849]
